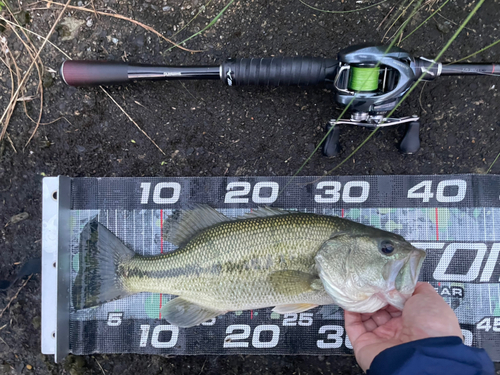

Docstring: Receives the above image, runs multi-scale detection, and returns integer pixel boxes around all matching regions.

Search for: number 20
[223,324,280,348]
[224,182,279,204]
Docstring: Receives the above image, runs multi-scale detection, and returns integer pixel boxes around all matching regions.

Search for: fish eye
[380,240,395,255]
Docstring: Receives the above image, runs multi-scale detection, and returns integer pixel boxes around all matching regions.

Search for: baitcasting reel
[60,44,499,156]
[323,44,443,156]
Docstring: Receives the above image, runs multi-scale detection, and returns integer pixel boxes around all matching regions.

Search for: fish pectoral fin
[160,297,225,328]
[272,303,318,314]
[269,270,320,296]
[163,205,232,247]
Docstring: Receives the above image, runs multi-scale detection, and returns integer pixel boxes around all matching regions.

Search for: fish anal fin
[163,205,232,247]
[272,303,318,314]
[269,270,320,296]
[160,297,225,328]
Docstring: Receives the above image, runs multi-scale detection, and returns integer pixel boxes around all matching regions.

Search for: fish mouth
[382,249,426,309]
[408,249,426,284]
[393,249,426,287]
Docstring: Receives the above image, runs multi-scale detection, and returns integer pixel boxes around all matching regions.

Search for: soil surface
[1,0,500,373]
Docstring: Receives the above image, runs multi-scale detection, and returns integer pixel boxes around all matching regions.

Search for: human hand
[344,282,463,372]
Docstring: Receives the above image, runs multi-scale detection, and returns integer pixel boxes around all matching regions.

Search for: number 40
[407,179,466,203]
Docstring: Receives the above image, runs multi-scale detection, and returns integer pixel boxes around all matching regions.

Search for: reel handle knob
[322,124,341,157]
[399,121,421,154]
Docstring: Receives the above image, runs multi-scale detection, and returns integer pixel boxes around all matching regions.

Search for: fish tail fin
[73,219,135,310]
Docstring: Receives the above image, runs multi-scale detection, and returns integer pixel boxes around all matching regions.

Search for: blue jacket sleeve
[367,336,494,375]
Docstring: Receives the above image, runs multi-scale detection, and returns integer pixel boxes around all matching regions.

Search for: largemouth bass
[73,206,425,327]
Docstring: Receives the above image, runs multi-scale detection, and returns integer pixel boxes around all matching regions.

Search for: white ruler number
[282,313,314,326]
[139,324,179,348]
[314,181,370,203]
[107,312,123,327]
[317,325,344,349]
[223,324,280,348]
[407,179,466,203]
[224,182,279,204]
[140,182,181,204]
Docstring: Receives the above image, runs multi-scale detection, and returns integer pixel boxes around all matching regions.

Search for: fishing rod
[60,44,500,156]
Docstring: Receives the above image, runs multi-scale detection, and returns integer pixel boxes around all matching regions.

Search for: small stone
[162,5,171,11]
[111,38,118,44]
[6,212,29,226]
[436,22,451,34]
[86,18,93,27]
[26,364,33,370]
[18,11,31,26]
[57,17,85,41]
[42,71,53,88]
[133,35,144,47]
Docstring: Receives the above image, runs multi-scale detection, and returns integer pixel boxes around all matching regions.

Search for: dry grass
[0,0,70,147]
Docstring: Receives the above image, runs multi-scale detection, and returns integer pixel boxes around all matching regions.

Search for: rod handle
[221,57,337,86]
[60,60,129,86]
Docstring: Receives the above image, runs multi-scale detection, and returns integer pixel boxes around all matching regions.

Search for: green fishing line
[348,67,379,92]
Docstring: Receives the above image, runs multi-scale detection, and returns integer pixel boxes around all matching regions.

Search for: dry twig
[0,275,33,319]
[101,88,166,156]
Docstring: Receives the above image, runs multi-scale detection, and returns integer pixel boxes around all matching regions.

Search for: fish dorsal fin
[160,297,225,328]
[238,206,292,219]
[163,205,232,247]
[268,270,321,296]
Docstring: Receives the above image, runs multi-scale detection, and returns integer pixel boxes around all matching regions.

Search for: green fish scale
[122,213,349,311]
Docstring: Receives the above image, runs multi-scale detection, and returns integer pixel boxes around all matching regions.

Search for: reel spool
[347,64,380,92]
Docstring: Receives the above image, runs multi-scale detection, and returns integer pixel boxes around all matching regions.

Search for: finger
[344,311,367,343]
[386,305,403,318]
[361,313,374,322]
[389,310,402,318]
[385,305,401,314]
[371,309,392,326]
[406,281,463,338]
[363,318,378,332]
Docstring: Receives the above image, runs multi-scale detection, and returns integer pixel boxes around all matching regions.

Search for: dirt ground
[0,0,500,373]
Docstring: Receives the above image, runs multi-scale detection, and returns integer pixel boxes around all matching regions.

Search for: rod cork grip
[221,57,337,86]
[60,60,129,86]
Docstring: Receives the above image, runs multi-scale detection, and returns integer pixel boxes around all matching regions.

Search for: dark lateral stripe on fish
[124,264,209,279]
[123,254,316,281]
